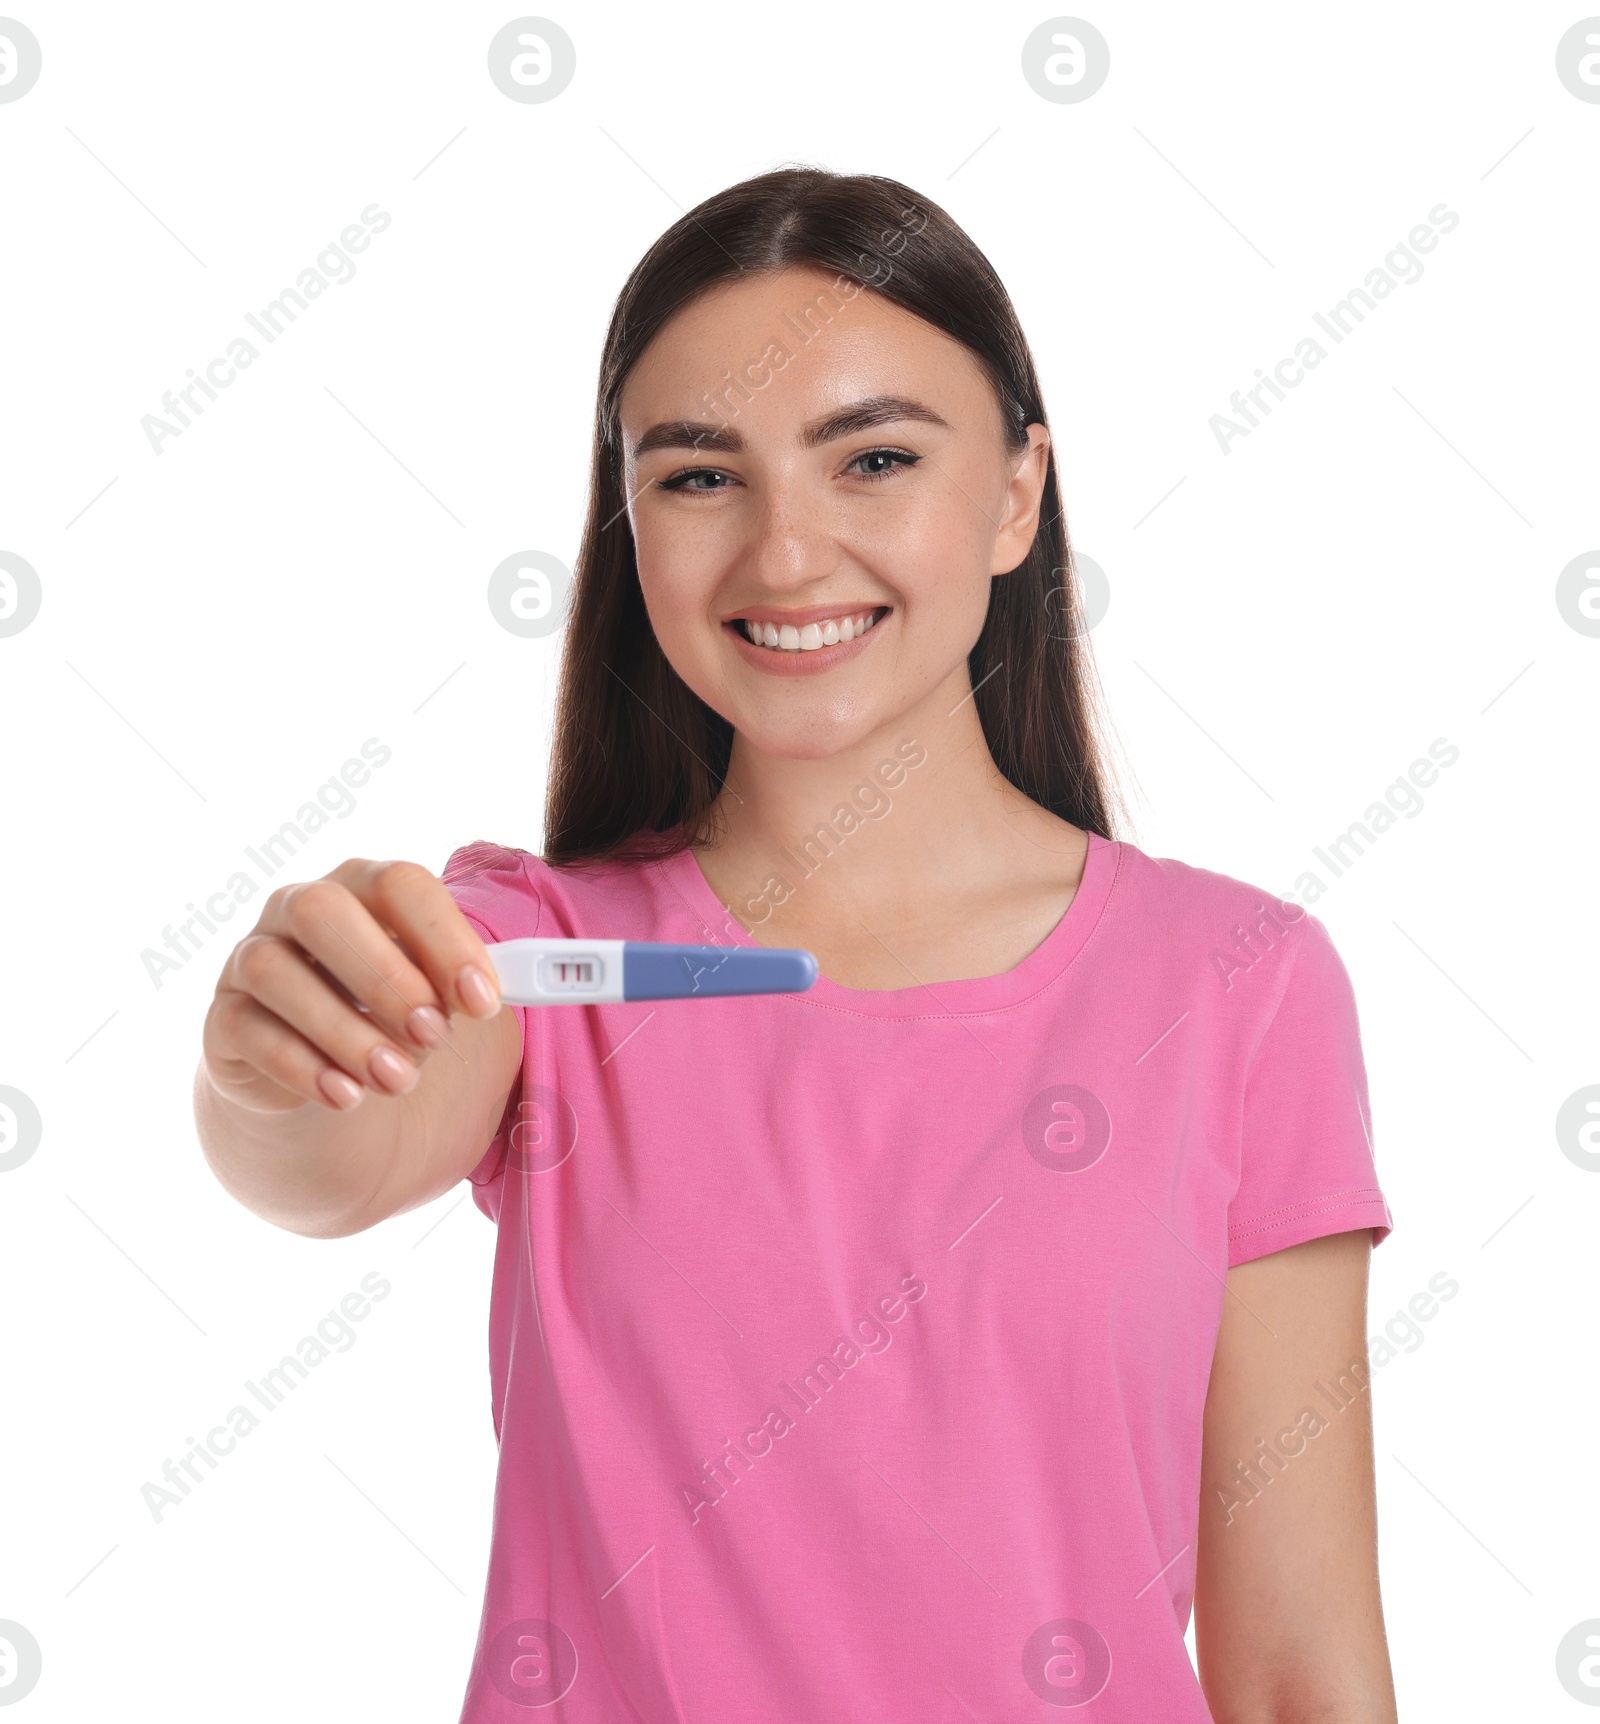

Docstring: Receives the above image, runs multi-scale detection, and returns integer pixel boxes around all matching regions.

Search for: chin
[731,711,886,763]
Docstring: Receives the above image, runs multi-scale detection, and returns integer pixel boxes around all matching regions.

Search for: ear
[989,423,1052,577]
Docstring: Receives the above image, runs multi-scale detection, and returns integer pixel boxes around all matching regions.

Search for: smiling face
[617,266,1050,764]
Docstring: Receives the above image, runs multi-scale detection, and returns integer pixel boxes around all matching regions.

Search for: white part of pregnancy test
[486,938,625,1005]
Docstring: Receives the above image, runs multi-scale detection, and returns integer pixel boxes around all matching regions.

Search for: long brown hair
[543,165,1121,866]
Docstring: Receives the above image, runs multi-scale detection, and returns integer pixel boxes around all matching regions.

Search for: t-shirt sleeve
[1226,910,1394,1266]
[440,840,533,1224]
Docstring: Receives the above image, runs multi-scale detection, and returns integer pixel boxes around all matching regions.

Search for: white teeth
[740,609,881,651]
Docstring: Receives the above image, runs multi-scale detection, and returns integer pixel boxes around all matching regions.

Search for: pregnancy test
[483,938,818,1005]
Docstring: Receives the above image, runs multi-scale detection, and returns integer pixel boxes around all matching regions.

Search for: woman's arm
[1193,1229,1399,1723]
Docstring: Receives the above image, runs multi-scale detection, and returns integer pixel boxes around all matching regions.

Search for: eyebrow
[630,393,951,460]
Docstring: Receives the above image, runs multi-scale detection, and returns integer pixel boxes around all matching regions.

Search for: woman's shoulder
[1102,834,1357,1026]
[1104,831,1326,950]
[439,835,687,941]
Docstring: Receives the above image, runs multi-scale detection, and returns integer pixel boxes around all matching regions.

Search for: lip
[723,605,891,678]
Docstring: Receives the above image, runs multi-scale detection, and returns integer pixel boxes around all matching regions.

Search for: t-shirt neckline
[658,827,1119,1019]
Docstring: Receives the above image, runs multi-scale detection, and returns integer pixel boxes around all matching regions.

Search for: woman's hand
[201,857,503,1115]
[194,858,522,1238]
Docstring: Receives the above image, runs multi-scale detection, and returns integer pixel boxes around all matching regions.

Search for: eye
[847,447,920,482]
[657,465,734,494]
[655,445,922,494]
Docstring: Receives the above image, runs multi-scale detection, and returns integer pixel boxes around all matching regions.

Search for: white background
[1,1,1596,1717]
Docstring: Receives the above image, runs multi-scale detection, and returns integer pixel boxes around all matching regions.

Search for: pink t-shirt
[441,828,1392,1722]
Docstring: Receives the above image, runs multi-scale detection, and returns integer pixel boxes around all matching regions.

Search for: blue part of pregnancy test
[622,941,817,1001]
[483,937,818,1005]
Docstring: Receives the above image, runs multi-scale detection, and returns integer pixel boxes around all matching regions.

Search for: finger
[256,871,462,1053]
[205,988,371,1113]
[225,934,423,1097]
[331,857,503,1022]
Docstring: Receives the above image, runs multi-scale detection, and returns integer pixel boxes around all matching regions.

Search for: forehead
[617,266,990,431]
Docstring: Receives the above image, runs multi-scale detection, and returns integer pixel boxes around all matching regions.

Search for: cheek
[875,451,986,558]
[849,475,999,615]
[633,511,727,634]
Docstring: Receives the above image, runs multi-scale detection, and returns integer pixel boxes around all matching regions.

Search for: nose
[740,470,844,596]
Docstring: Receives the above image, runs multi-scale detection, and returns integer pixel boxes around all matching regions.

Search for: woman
[195,167,1399,1722]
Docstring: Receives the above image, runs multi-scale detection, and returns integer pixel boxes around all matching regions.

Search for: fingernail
[405,1005,451,1049]
[458,964,499,1016]
[318,1069,365,1110]
[368,1045,417,1093]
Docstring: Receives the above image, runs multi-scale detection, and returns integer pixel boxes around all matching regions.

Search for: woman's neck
[691,667,1089,988]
